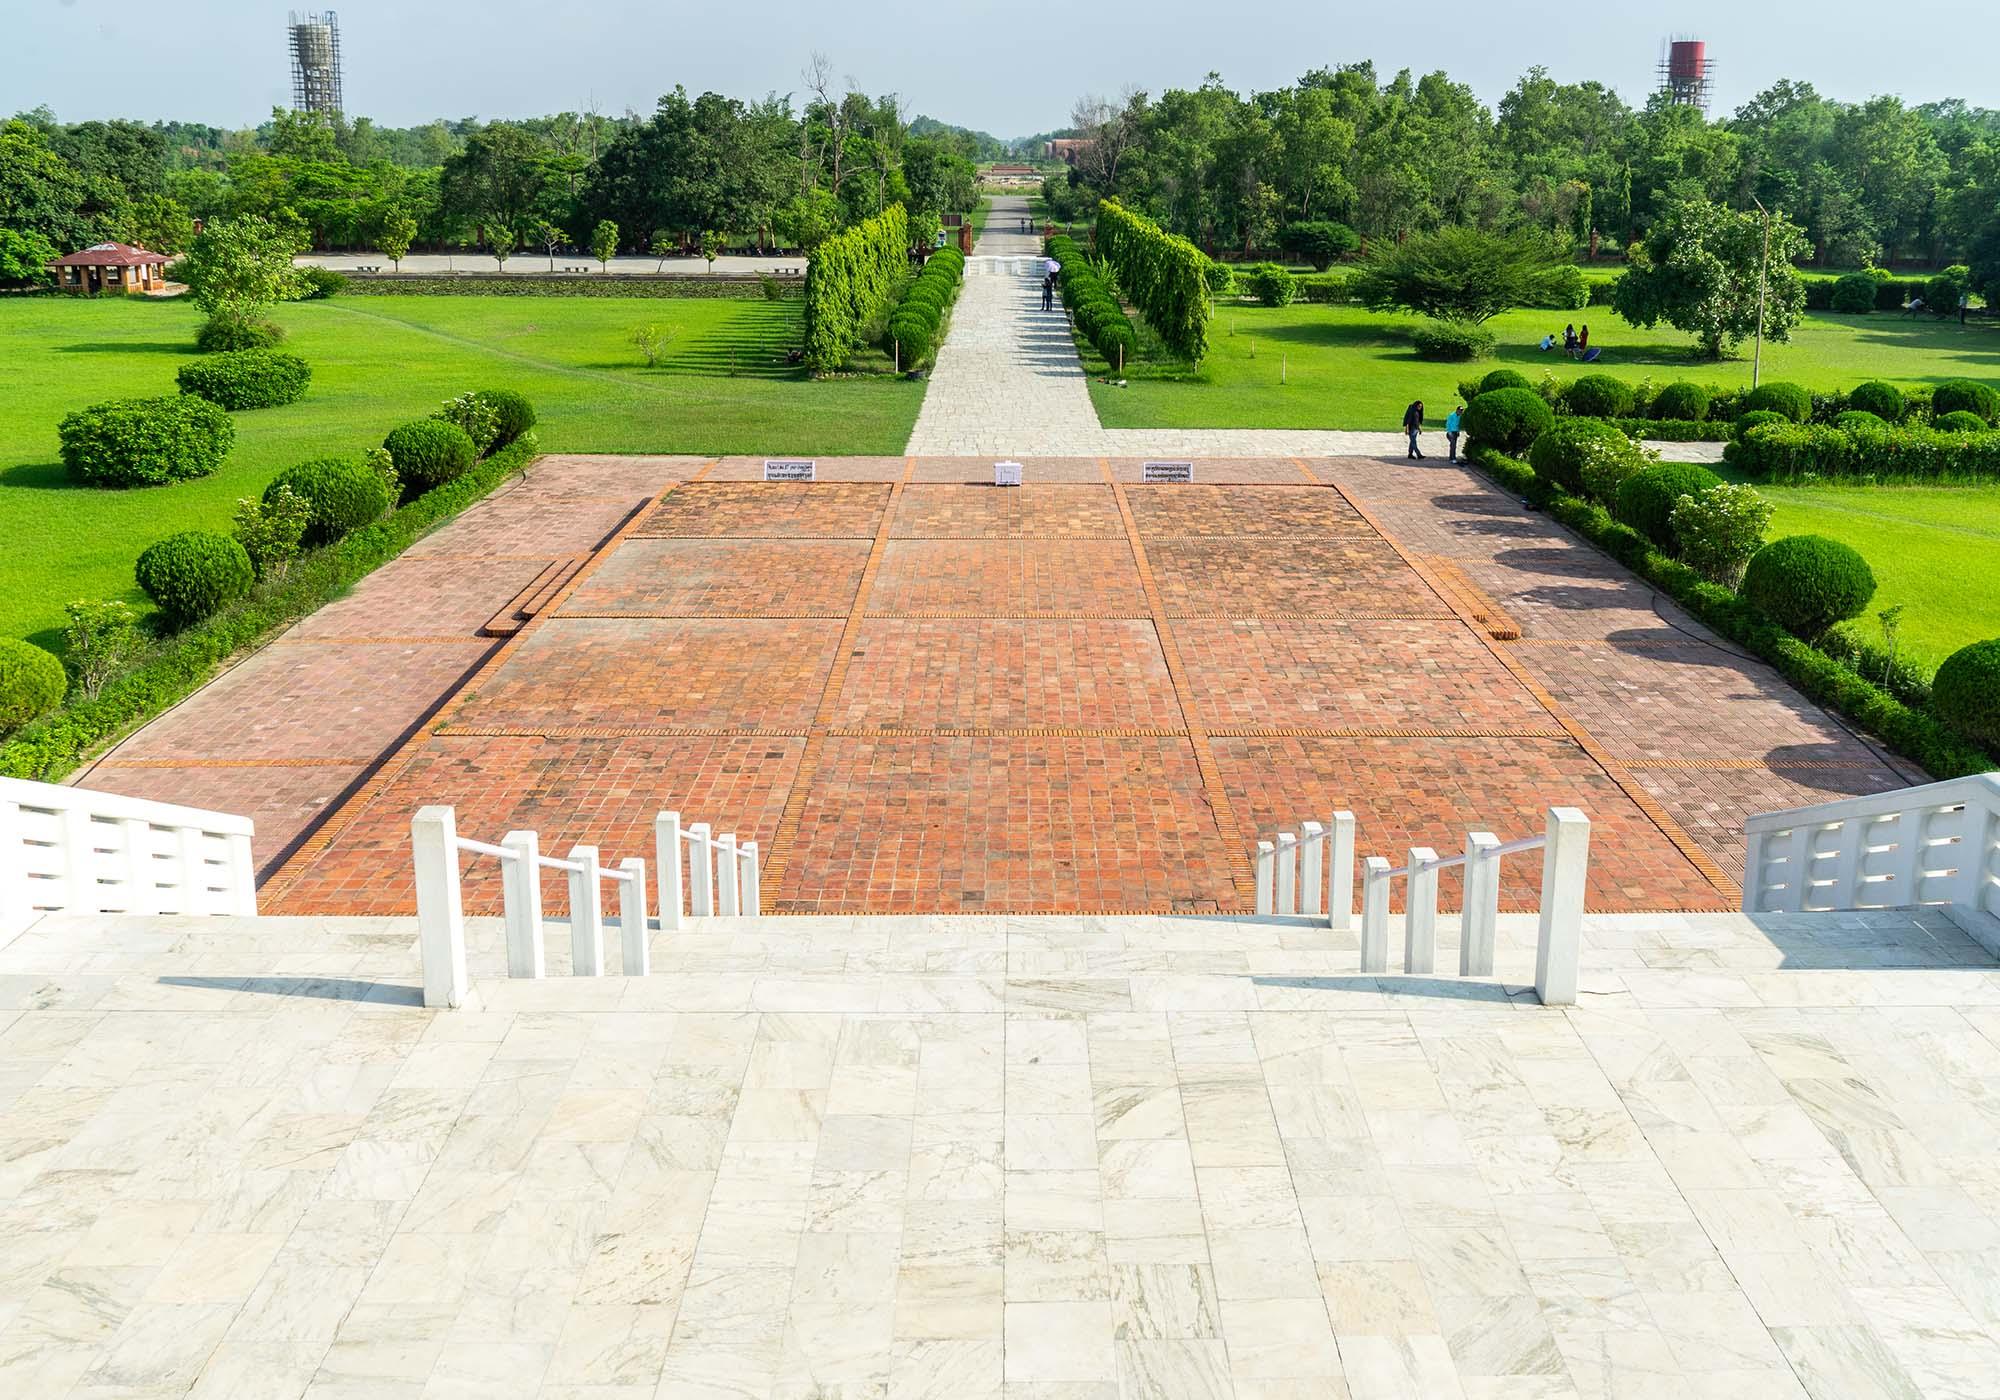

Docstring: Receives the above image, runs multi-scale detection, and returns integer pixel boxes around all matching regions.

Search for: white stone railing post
[655,810,683,932]
[1360,856,1391,973]
[1254,839,1275,915]
[500,829,544,978]
[1329,810,1355,930]
[567,845,603,976]
[1299,821,1324,918]
[1276,832,1298,915]
[1534,807,1590,1006]
[1405,847,1438,974]
[716,834,739,916]
[688,822,713,916]
[0,798,27,933]
[411,805,469,1009]
[616,857,649,975]
[739,840,761,916]
[119,816,156,917]
[1459,831,1499,977]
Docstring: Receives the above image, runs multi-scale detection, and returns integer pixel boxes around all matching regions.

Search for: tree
[0,119,95,248]
[378,210,417,270]
[531,218,565,270]
[1352,225,1566,323]
[1280,220,1359,270]
[180,214,304,323]
[126,193,194,253]
[0,228,59,287]
[631,323,676,366]
[442,123,555,235]
[699,230,723,272]
[1612,195,1810,358]
[488,219,517,272]
[650,234,673,272]
[590,219,619,270]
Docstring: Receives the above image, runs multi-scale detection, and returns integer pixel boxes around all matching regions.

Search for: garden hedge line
[885,246,965,368]
[1729,421,2000,483]
[1047,235,1138,368]
[1095,199,1211,363]
[343,274,797,299]
[1466,442,1995,779]
[1612,418,1733,442]
[0,434,540,782]
[803,205,908,372]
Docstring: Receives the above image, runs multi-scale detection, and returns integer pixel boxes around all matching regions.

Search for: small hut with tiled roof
[50,242,171,296]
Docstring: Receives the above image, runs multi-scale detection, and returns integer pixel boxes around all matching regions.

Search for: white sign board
[993,461,1024,487]
[763,458,816,481]
[1141,460,1194,483]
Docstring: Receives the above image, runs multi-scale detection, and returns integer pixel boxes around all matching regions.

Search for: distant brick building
[50,242,170,295]
[1044,139,1094,167]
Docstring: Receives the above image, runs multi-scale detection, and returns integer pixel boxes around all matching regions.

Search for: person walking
[1444,403,1464,463]
[1402,399,1426,460]
[1041,272,1054,312]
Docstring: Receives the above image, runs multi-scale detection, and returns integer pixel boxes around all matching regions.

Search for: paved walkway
[3,905,1997,1399]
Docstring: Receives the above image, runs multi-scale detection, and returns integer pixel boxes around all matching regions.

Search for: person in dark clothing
[1041,272,1054,312]
[1402,400,1426,459]
[1579,324,1590,354]
[1563,323,1578,356]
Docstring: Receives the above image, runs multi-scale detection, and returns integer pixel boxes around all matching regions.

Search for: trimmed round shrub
[1203,261,1233,296]
[1614,462,1723,551]
[1411,320,1494,362]
[1932,639,2000,748]
[1095,319,1138,368]
[382,419,476,497]
[1479,368,1531,394]
[1847,380,1906,423]
[266,456,393,546]
[134,530,255,629]
[195,314,284,353]
[1829,273,1877,314]
[1835,410,1888,432]
[1936,410,1991,433]
[1652,382,1710,422]
[58,395,235,488]
[175,351,312,410]
[1931,379,1999,425]
[1742,381,1811,423]
[294,265,346,299]
[0,638,66,732]
[888,312,933,366]
[1565,374,1633,419]
[475,389,536,449]
[1249,263,1296,307]
[1733,409,1787,440]
[1463,387,1554,452]
[1528,417,1628,496]
[1741,535,1877,638]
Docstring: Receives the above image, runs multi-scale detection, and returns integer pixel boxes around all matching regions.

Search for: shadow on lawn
[53,341,195,356]
[0,460,70,490]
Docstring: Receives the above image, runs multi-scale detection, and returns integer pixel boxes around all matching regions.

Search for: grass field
[0,294,922,646]
[1089,302,2000,432]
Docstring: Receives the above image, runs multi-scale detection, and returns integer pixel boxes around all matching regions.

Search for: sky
[7,0,1997,137]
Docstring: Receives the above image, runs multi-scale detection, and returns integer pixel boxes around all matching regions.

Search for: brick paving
[562,537,871,617]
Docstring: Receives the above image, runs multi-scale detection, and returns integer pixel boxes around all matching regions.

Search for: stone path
[3,904,1997,1399]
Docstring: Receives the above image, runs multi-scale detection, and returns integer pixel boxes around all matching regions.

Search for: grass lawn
[1089,301,2000,432]
[0,293,922,647]
[1709,471,2000,673]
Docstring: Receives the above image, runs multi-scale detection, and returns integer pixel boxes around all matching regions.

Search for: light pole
[1751,197,1770,390]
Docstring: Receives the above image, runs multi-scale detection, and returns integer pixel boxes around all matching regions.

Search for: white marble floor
[1,907,1997,1399]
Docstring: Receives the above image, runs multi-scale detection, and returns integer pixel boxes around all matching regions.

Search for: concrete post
[655,811,683,932]
[716,834,739,916]
[411,806,469,1009]
[1406,847,1438,974]
[1460,832,1500,978]
[0,799,25,934]
[1534,808,1591,1006]
[500,829,544,979]
[1255,840,1275,915]
[1299,821,1324,918]
[567,845,603,977]
[617,857,648,976]
[1276,832,1299,916]
[226,833,257,915]
[1329,811,1356,930]
[1360,856,1391,974]
[739,840,760,916]
[121,817,156,917]
[688,823,713,916]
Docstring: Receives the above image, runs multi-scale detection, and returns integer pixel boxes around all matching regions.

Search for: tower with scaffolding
[288,11,344,116]
[1656,37,1713,112]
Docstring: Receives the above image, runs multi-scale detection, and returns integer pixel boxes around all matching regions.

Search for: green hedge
[803,205,908,373]
[0,434,541,781]
[1048,234,1139,368]
[1729,422,2000,483]
[1465,442,1995,779]
[885,246,964,369]
[1612,418,1732,442]
[342,274,794,299]
[175,351,312,411]
[58,395,236,487]
[1095,199,1211,363]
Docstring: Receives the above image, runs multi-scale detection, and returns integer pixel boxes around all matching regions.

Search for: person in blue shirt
[1444,403,1464,463]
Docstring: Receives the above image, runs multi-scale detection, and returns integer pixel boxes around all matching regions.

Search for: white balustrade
[412,803,759,1008]
[2,776,255,937]
[1254,812,1355,925]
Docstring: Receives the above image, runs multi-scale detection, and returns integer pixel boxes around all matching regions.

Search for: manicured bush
[0,639,66,733]
[475,389,536,449]
[1532,264,1590,310]
[1615,462,1722,551]
[1094,318,1138,370]
[1847,380,1906,423]
[1742,381,1812,423]
[1835,410,1888,432]
[1931,639,2000,748]
[1740,535,1877,639]
[382,419,477,497]
[1204,261,1233,296]
[1248,263,1297,307]
[1479,368,1531,394]
[1936,410,1991,433]
[293,265,345,299]
[1294,271,1348,304]
[1669,483,1773,587]
[174,351,311,410]
[1733,409,1787,441]
[1095,199,1210,363]
[1932,379,1999,424]
[1565,374,1633,419]
[1728,421,2000,482]
[1528,417,1627,496]
[195,314,284,353]
[888,311,933,366]
[1612,418,1732,443]
[1279,220,1360,271]
[1463,387,1554,452]
[134,530,255,629]
[58,395,236,488]
[1829,273,1877,314]
[266,456,393,546]
[1412,320,1494,362]
[1652,382,1710,422]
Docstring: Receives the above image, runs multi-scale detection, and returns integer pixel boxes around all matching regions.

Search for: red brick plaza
[250,454,1827,918]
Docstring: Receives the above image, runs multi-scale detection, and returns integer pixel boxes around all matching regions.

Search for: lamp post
[1751,197,1770,390]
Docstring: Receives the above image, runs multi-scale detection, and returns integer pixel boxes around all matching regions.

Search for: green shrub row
[1467,443,1996,779]
[1412,321,1493,361]
[886,246,965,369]
[1611,418,1733,442]
[342,274,795,299]
[175,350,312,411]
[0,434,541,781]
[1047,235,1138,369]
[1094,199,1211,363]
[1728,421,2000,483]
[802,205,908,373]
[1807,273,1936,314]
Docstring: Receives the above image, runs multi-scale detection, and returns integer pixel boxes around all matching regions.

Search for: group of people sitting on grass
[1539,323,1599,361]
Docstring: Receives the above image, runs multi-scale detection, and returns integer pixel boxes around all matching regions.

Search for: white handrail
[1254,811,1355,927]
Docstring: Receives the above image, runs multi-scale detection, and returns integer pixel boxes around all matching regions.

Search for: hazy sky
[8,0,1996,136]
